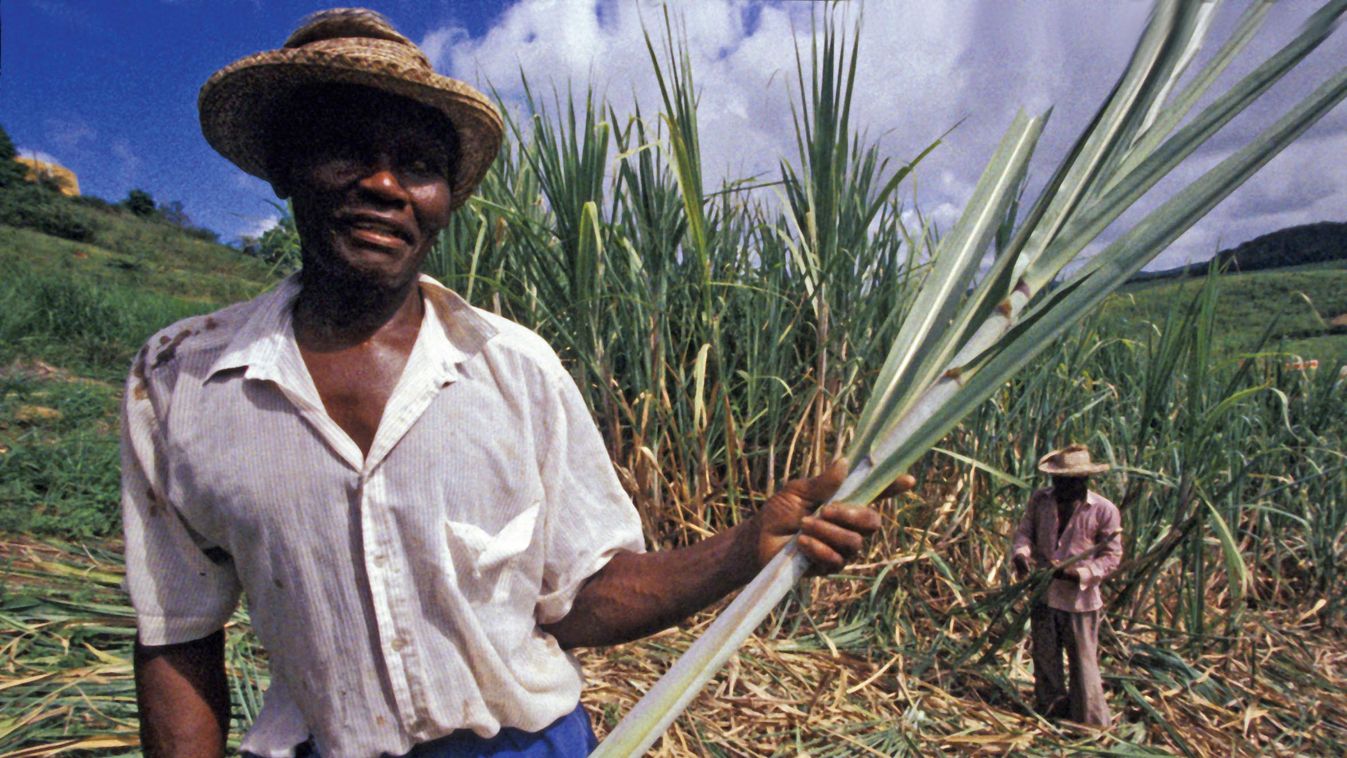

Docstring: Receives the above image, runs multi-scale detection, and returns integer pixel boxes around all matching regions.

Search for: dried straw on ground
[3,524,1344,756]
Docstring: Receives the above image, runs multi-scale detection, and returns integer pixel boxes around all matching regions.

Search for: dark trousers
[1030,604,1111,726]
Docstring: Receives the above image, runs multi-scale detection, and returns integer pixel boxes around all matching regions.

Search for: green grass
[0,193,279,542]
[0,207,276,381]
[1111,265,1347,366]
[0,218,273,307]
[0,372,122,538]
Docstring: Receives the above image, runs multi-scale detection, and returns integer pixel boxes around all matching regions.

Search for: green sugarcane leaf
[875,116,1044,423]
[1087,2,1211,194]
[1029,0,1347,288]
[932,447,1033,489]
[845,61,1347,507]
[1098,1,1274,199]
[1203,499,1248,607]
[1013,0,1190,281]
[851,112,1043,458]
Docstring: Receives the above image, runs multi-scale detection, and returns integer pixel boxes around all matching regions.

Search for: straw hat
[198,8,502,210]
[1037,444,1109,476]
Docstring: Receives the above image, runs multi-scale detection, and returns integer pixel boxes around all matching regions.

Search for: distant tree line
[117,187,219,243]
[1131,220,1347,282]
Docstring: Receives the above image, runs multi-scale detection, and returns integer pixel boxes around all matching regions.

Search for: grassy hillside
[0,189,277,536]
[1114,260,1347,367]
[0,193,275,375]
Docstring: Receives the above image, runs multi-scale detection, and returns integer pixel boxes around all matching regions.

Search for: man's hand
[1012,554,1030,579]
[755,459,916,575]
[1052,566,1081,582]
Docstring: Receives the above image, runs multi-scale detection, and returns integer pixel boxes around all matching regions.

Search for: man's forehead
[287,84,441,121]
[272,84,454,145]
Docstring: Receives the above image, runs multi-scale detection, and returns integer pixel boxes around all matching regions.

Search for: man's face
[272,86,455,294]
[1052,475,1088,502]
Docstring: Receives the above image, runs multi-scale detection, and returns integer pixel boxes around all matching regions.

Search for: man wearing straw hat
[120,9,906,757]
[1011,444,1122,727]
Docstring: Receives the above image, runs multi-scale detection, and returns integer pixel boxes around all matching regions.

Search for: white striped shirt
[121,274,645,758]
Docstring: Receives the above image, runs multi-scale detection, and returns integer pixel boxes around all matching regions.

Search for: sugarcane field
[3,2,1347,756]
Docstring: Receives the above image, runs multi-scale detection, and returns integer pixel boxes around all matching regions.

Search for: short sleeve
[121,352,241,645]
[533,370,645,624]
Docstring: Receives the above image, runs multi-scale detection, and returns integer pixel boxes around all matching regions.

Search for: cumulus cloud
[15,148,66,166]
[236,213,280,241]
[427,0,1347,270]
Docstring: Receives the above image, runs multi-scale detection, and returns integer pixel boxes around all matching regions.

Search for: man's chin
[301,253,417,298]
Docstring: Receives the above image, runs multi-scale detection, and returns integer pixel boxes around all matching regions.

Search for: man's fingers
[813,503,881,535]
[877,473,917,500]
[797,534,846,575]
[800,514,867,557]
[781,458,849,507]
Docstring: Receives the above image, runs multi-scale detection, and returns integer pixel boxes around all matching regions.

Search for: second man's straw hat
[1037,444,1110,476]
[198,8,502,210]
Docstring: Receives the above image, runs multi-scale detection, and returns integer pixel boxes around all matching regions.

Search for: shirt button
[372,553,387,567]
[391,637,408,652]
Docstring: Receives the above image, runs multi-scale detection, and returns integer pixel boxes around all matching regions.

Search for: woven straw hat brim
[1037,460,1110,476]
[199,44,502,210]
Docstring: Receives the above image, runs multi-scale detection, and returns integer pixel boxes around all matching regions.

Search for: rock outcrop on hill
[14,156,80,197]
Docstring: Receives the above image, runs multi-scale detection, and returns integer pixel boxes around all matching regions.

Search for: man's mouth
[339,214,415,250]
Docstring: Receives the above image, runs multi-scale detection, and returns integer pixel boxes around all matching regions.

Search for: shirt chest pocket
[444,503,541,606]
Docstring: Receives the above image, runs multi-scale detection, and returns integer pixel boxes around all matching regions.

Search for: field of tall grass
[3,4,1346,755]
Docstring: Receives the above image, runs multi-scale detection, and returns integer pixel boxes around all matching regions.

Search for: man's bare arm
[541,519,761,649]
[134,630,230,758]
[543,462,909,649]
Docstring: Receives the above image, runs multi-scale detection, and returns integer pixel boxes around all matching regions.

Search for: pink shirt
[1012,488,1122,612]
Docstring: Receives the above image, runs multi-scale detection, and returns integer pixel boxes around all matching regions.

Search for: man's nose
[356,154,410,202]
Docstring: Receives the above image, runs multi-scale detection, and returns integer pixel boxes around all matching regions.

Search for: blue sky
[2,1,508,240]
[4,1,1345,268]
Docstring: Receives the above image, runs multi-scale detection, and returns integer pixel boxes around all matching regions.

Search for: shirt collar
[208,273,497,388]
[208,274,302,383]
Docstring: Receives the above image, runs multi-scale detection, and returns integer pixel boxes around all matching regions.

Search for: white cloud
[420,25,469,73]
[237,213,280,241]
[428,0,1347,271]
[15,148,66,166]
[45,118,96,152]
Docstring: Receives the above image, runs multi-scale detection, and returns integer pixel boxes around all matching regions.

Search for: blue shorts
[287,704,598,757]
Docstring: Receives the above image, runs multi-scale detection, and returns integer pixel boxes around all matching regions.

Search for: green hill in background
[1129,219,1347,281]
[0,187,277,381]
[1115,222,1347,367]
[0,177,278,535]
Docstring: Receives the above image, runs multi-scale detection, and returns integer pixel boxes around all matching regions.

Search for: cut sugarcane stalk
[593,2,1347,754]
